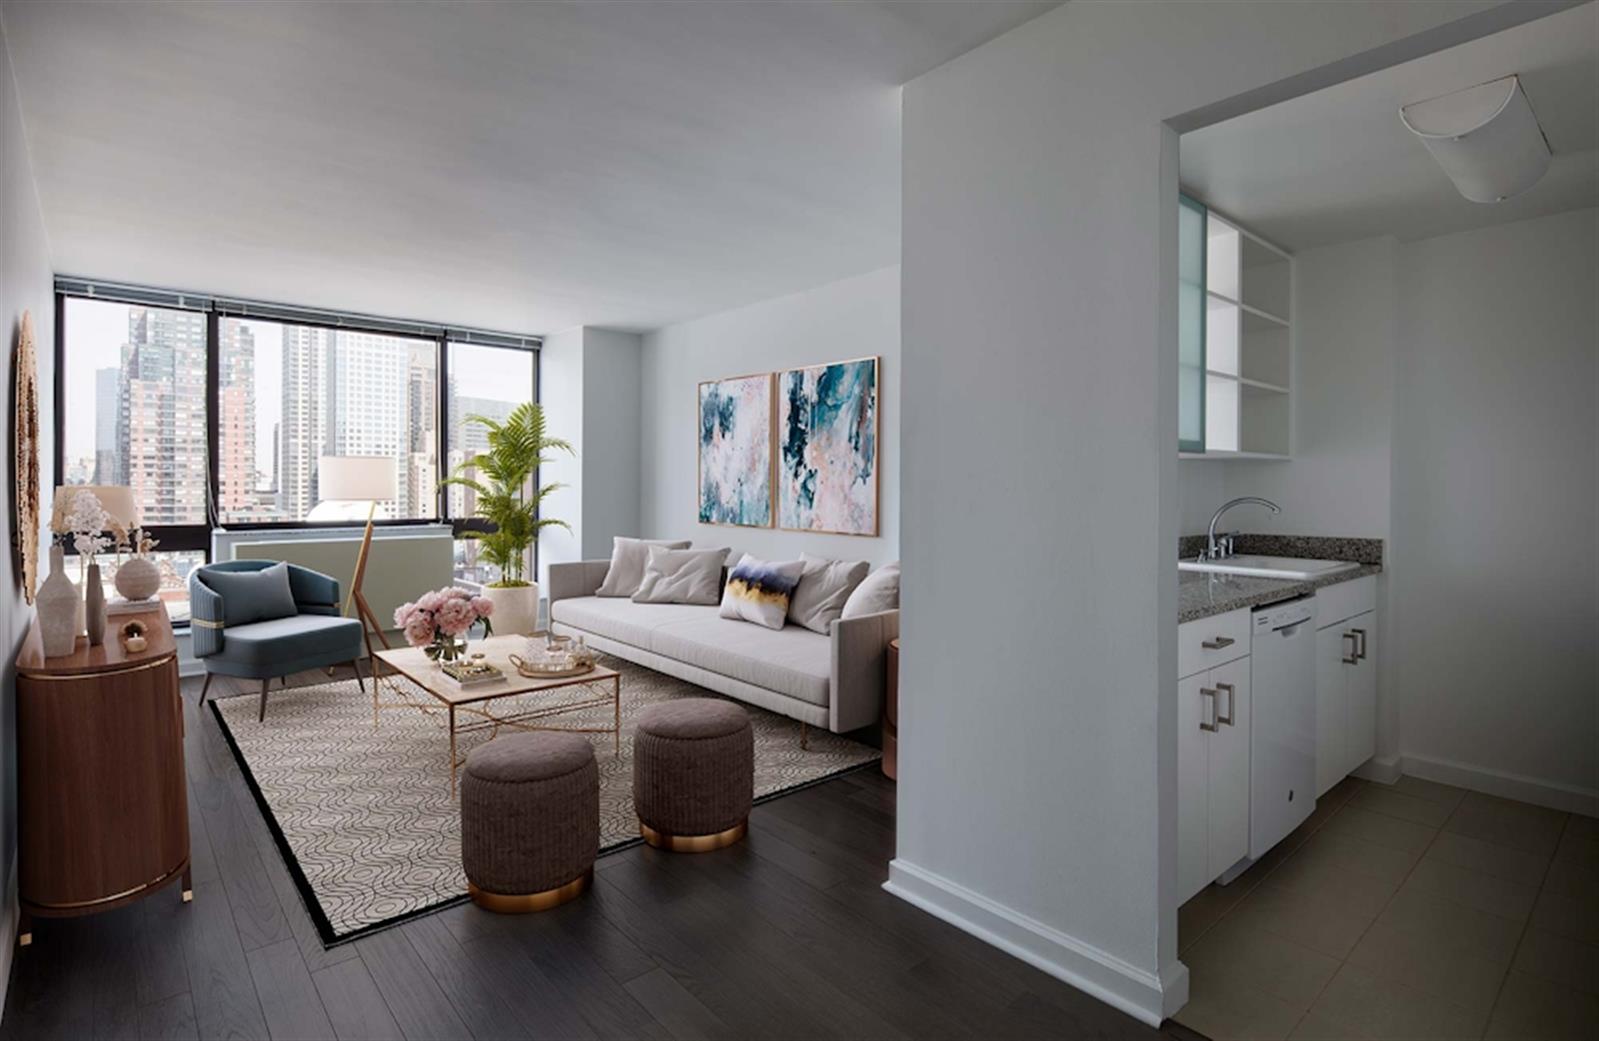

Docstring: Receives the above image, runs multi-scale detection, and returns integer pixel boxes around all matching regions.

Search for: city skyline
[65,300,535,534]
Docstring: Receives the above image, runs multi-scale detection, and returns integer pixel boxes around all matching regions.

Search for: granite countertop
[1178,564,1382,624]
[1176,533,1384,623]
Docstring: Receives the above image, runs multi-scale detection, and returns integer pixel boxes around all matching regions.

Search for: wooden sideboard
[14,604,191,945]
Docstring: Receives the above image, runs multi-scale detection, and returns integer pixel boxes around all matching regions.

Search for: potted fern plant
[441,402,572,636]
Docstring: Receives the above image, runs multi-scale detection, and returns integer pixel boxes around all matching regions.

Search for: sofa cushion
[202,561,299,627]
[550,596,713,649]
[650,616,831,707]
[719,553,804,630]
[841,561,900,619]
[788,553,869,634]
[218,615,364,667]
[596,537,692,598]
[633,546,729,606]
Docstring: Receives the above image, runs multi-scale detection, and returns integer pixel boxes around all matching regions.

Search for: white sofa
[548,560,899,734]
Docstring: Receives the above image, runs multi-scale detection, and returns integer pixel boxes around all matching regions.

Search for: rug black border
[208,695,883,949]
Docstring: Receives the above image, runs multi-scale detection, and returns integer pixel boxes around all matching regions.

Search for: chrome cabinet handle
[1342,632,1359,665]
[1215,682,1236,726]
[1200,688,1219,732]
[1202,636,1236,650]
[1351,628,1368,661]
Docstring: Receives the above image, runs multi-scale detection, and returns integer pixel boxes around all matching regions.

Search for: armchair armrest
[830,609,900,733]
[548,560,611,606]
[188,575,225,657]
[286,564,341,613]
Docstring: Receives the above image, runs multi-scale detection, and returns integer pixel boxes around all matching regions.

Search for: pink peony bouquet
[394,587,495,660]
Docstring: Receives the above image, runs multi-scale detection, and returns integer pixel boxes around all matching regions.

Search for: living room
[2,3,1595,1040]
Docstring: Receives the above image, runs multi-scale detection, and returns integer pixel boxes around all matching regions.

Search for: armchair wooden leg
[353,660,366,696]
[197,672,213,708]
[258,678,271,723]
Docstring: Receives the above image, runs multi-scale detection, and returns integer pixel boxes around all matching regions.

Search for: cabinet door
[1207,657,1251,879]
[1177,672,1212,904]
[1345,611,1377,775]
[1314,624,1349,797]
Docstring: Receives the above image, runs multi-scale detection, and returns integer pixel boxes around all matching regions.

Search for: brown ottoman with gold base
[460,732,597,912]
[633,698,753,852]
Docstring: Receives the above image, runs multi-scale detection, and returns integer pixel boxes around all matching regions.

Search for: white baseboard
[1353,754,1402,785]
[884,858,1187,1027]
[1400,753,1599,817]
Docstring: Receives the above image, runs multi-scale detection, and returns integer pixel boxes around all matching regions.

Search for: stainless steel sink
[1178,555,1360,581]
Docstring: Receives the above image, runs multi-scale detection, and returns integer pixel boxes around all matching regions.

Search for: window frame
[53,283,541,626]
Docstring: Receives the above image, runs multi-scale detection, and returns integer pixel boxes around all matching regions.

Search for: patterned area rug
[211,654,879,944]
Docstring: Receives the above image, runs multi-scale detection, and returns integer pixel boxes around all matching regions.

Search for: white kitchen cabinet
[1315,603,1378,797]
[1177,612,1252,905]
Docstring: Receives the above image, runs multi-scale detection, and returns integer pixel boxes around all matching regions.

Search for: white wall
[1,6,55,997]
[537,326,644,588]
[639,265,899,566]
[1392,209,1598,810]
[895,0,1505,1026]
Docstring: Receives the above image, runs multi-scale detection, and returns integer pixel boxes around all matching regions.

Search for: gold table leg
[449,704,458,798]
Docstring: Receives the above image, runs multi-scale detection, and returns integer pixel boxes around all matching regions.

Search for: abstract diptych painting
[698,373,773,527]
[777,357,879,536]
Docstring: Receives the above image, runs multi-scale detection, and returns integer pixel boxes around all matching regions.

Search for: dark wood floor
[2,667,1181,1040]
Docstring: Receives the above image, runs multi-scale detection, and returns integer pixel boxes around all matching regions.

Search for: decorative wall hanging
[13,310,40,604]
[698,372,773,527]
[777,356,879,536]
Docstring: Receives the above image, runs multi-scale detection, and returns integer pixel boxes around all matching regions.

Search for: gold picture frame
[775,355,880,537]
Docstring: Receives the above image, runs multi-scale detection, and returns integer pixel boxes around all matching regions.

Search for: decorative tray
[508,656,595,680]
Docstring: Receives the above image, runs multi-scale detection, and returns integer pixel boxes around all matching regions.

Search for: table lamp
[314,456,398,662]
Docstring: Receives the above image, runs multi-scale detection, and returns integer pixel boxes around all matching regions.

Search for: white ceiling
[1,0,1056,334]
[1180,2,1598,252]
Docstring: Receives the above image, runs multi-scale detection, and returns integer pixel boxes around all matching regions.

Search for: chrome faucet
[1204,497,1281,560]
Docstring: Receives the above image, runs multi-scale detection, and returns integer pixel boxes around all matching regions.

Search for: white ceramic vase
[483,583,539,637]
[115,556,161,601]
[37,545,81,657]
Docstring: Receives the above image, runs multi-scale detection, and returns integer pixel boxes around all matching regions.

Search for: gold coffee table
[372,635,620,795]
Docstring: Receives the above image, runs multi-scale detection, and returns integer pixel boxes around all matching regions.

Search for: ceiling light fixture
[1400,74,1551,204]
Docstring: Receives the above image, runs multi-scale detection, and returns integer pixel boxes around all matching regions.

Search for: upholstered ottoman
[460,732,598,912]
[633,699,753,852]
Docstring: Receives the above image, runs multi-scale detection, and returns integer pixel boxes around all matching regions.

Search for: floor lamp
[314,456,398,680]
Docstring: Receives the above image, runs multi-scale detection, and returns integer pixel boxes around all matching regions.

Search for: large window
[55,284,540,625]
[446,341,538,585]
[218,318,439,523]
[62,299,208,523]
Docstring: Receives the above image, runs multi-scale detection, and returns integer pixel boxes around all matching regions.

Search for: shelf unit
[1180,199,1293,458]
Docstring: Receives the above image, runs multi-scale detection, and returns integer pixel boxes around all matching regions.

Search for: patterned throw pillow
[718,554,805,630]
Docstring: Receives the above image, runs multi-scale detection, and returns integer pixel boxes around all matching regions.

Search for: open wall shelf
[1179,198,1293,458]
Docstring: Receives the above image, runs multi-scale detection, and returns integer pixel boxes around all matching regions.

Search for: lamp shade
[1401,75,1551,204]
[317,456,397,502]
[50,484,140,536]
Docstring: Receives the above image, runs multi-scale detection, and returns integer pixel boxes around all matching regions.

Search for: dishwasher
[1249,596,1318,858]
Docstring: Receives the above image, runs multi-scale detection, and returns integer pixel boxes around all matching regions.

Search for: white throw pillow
[787,553,869,634]
[596,537,691,597]
[632,546,730,605]
[719,553,806,631]
[840,561,900,619]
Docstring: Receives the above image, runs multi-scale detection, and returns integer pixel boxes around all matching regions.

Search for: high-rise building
[218,320,256,515]
[446,394,517,518]
[279,325,328,520]
[92,367,118,484]
[116,307,207,525]
[278,327,432,520]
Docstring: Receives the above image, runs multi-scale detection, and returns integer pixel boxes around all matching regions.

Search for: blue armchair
[190,560,366,722]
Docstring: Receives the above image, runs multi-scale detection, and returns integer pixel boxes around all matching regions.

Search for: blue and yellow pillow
[718,554,805,630]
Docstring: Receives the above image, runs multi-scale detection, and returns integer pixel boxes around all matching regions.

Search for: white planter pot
[483,583,540,637]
